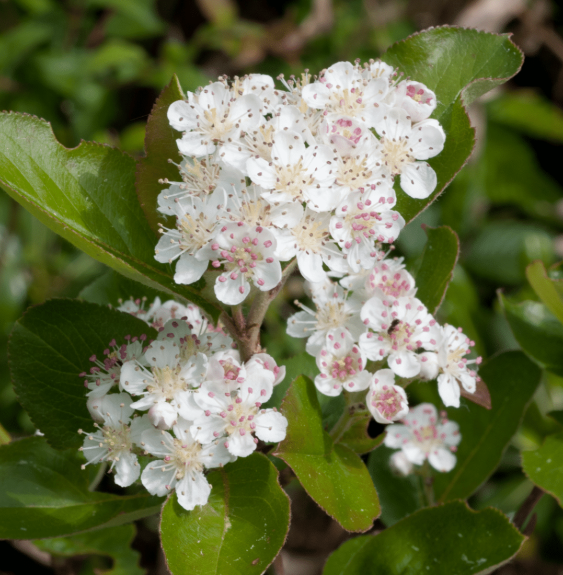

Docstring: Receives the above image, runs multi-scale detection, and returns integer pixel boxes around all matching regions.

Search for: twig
[513,486,544,531]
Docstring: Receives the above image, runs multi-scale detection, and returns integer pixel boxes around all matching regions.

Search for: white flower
[394,80,437,123]
[321,120,390,193]
[168,82,262,157]
[79,393,151,487]
[302,61,389,127]
[330,185,404,272]
[81,336,148,398]
[118,296,163,325]
[434,325,481,408]
[221,105,312,173]
[155,188,227,285]
[359,296,440,378]
[191,376,287,457]
[341,257,417,306]
[384,403,461,472]
[246,130,337,210]
[315,328,371,397]
[224,184,302,233]
[275,207,347,282]
[157,158,245,213]
[366,368,409,423]
[250,353,286,386]
[286,279,364,356]
[120,339,208,422]
[231,73,281,115]
[202,222,282,305]
[375,108,445,199]
[140,418,232,511]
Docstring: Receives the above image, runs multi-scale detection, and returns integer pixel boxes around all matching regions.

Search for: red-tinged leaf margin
[136,75,184,234]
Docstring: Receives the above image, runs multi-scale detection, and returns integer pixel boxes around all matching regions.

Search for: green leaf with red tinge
[0,112,220,321]
[136,75,184,234]
[275,376,380,532]
[160,453,290,575]
[381,26,523,224]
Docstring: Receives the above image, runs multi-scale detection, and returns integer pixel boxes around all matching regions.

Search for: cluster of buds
[79,297,287,511]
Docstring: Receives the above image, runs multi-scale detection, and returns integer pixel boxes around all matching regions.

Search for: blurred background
[2,0,563,573]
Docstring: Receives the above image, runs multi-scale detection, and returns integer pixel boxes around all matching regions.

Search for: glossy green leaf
[337,411,384,455]
[432,351,541,502]
[368,444,421,526]
[9,299,157,449]
[274,376,380,532]
[0,437,162,539]
[415,225,459,314]
[526,260,563,325]
[323,501,525,575]
[522,432,563,508]
[35,524,143,575]
[264,351,317,410]
[0,112,220,320]
[501,295,563,377]
[136,75,184,234]
[381,27,523,224]
[160,453,290,575]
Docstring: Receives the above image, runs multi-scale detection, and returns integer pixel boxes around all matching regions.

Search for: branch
[513,485,544,531]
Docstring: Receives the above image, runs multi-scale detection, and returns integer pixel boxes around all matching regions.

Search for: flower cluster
[287,255,481,473]
[157,60,446,305]
[79,298,288,511]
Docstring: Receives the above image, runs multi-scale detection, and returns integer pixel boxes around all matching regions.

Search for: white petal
[190,415,227,444]
[168,100,198,131]
[141,460,176,496]
[174,254,208,285]
[297,251,326,283]
[255,410,288,443]
[389,350,421,378]
[227,431,257,457]
[437,373,461,408]
[428,447,457,473]
[113,452,140,487]
[400,162,437,200]
[175,472,212,511]
[247,157,277,189]
[148,402,178,430]
[272,131,306,166]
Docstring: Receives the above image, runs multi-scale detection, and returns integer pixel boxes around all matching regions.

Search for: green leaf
[501,295,563,377]
[367,444,421,526]
[0,112,220,320]
[274,376,380,532]
[9,299,157,450]
[337,412,384,455]
[381,27,523,223]
[487,89,563,142]
[526,260,563,325]
[80,269,170,307]
[136,75,184,234]
[323,501,525,575]
[35,524,143,575]
[160,453,290,575]
[522,432,563,508]
[432,351,541,502]
[0,437,162,539]
[415,225,459,314]
[0,422,10,445]
[264,351,318,410]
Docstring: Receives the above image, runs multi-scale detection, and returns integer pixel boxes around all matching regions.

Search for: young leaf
[9,299,157,450]
[367,443,421,526]
[34,524,143,575]
[160,453,290,575]
[136,75,184,234]
[522,432,563,508]
[274,376,380,532]
[415,225,459,314]
[526,260,563,325]
[0,437,162,539]
[432,351,541,502]
[0,112,220,320]
[501,295,563,377]
[323,501,525,575]
[381,26,523,223]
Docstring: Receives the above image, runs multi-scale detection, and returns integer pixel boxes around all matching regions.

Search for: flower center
[327,87,366,115]
[292,216,329,253]
[336,156,372,189]
[202,107,234,142]
[370,385,402,419]
[171,438,204,479]
[274,159,313,201]
[149,366,184,400]
[224,401,258,437]
[101,424,132,459]
[329,354,361,381]
[381,137,413,175]
[315,302,348,331]
[179,213,213,254]
[369,271,412,299]
[412,424,439,454]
